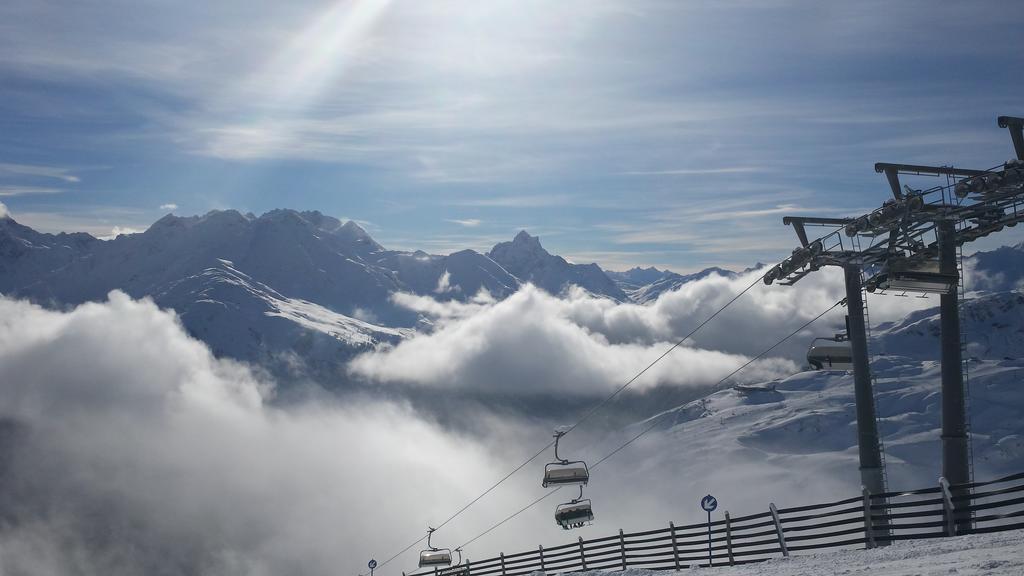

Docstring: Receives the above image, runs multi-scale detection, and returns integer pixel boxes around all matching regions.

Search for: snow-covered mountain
[488,230,628,301]
[4,208,1024,399]
[605,266,671,290]
[874,290,1024,360]
[0,211,635,382]
[629,266,739,304]
[967,241,1024,292]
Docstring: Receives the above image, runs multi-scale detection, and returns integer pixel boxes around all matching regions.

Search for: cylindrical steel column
[845,264,890,544]
[938,220,971,531]
[844,264,887,497]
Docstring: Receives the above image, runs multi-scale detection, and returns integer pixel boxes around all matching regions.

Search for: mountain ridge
[0,210,639,382]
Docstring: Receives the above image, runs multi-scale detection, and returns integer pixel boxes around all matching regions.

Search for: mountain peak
[339,219,368,235]
[513,229,535,242]
[508,230,546,252]
[488,230,626,301]
[333,219,383,252]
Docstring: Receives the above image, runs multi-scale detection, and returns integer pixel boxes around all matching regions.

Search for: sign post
[369,559,378,576]
[700,494,718,567]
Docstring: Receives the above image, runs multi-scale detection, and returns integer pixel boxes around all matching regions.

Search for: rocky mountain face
[488,230,629,302]
[0,211,632,383]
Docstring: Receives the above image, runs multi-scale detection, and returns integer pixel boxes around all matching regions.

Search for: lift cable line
[450,297,845,555]
[560,271,768,436]
[393,113,1024,573]
[375,273,767,572]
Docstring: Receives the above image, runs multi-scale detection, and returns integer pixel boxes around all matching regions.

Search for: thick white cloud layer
[350,284,800,395]
[0,292,532,575]
[0,283,943,574]
[349,269,934,394]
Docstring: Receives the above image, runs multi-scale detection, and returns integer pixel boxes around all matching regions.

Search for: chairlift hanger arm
[782,216,852,248]
[873,163,987,178]
[873,163,986,199]
[998,116,1024,161]
[783,216,852,226]
[552,430,567,463]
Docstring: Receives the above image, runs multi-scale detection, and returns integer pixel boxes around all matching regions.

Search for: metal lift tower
[764,115,1024,534]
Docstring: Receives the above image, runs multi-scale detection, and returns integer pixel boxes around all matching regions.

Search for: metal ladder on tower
[853,235,889,492]
[946,174,978,502]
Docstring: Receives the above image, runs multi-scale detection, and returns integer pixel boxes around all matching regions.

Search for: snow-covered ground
[565,529,1024,576]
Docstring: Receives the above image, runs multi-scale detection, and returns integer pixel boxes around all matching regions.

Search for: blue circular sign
[700,494,718,512]
[368,560,378,570]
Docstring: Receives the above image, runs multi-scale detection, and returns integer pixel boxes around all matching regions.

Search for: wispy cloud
[617,166,764,176]
[12,206,151,237]
[611,229,700,245]
[159,203,179,211]
[0,185,64,196]
[454,194,573,208]
[446,218,482,227]
[98,226,144,240]
[694,204,862,223]
[0,163,80,183]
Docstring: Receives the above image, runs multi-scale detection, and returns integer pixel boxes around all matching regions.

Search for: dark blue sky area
[2,0,1022,270]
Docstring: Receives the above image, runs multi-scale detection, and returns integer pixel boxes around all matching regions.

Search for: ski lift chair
[439,549,467,576]
[555,487,594,530]
[542,430,590,488]
[883,258,957,295]
[807,337,853,370]
[418,528,452,568]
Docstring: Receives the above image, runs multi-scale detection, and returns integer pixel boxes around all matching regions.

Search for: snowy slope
[573,529,1024,575]
[159,259,410,382]
[628,267,739,304]
[638,354,1022,485]
[967,241,1024,292]
[605,266,670,290]
[874,290,1024,360]
[562,287,1024,540]
[372,249,520,300]
[0,215,99,295]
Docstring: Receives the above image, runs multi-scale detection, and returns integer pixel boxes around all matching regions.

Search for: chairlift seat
[419,550,452,568]
[555,500,594,529]
[884,259,957,294]
[543,463,589,487]
[807,341,853,371]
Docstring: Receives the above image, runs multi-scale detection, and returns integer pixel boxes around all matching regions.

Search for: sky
[2,0,1023,271]
[2,4,1024,572]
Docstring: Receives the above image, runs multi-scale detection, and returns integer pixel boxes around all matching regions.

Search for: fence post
[499,552,506,576]
[578,537,587,571]
[862,486,877,549]
[725,511,735,566]
[538,545,545,572]
[769,503,789,557]
[618,528,627,570]
[940,477,956,537]
[669,521,680,570]
[465,559,471,576]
